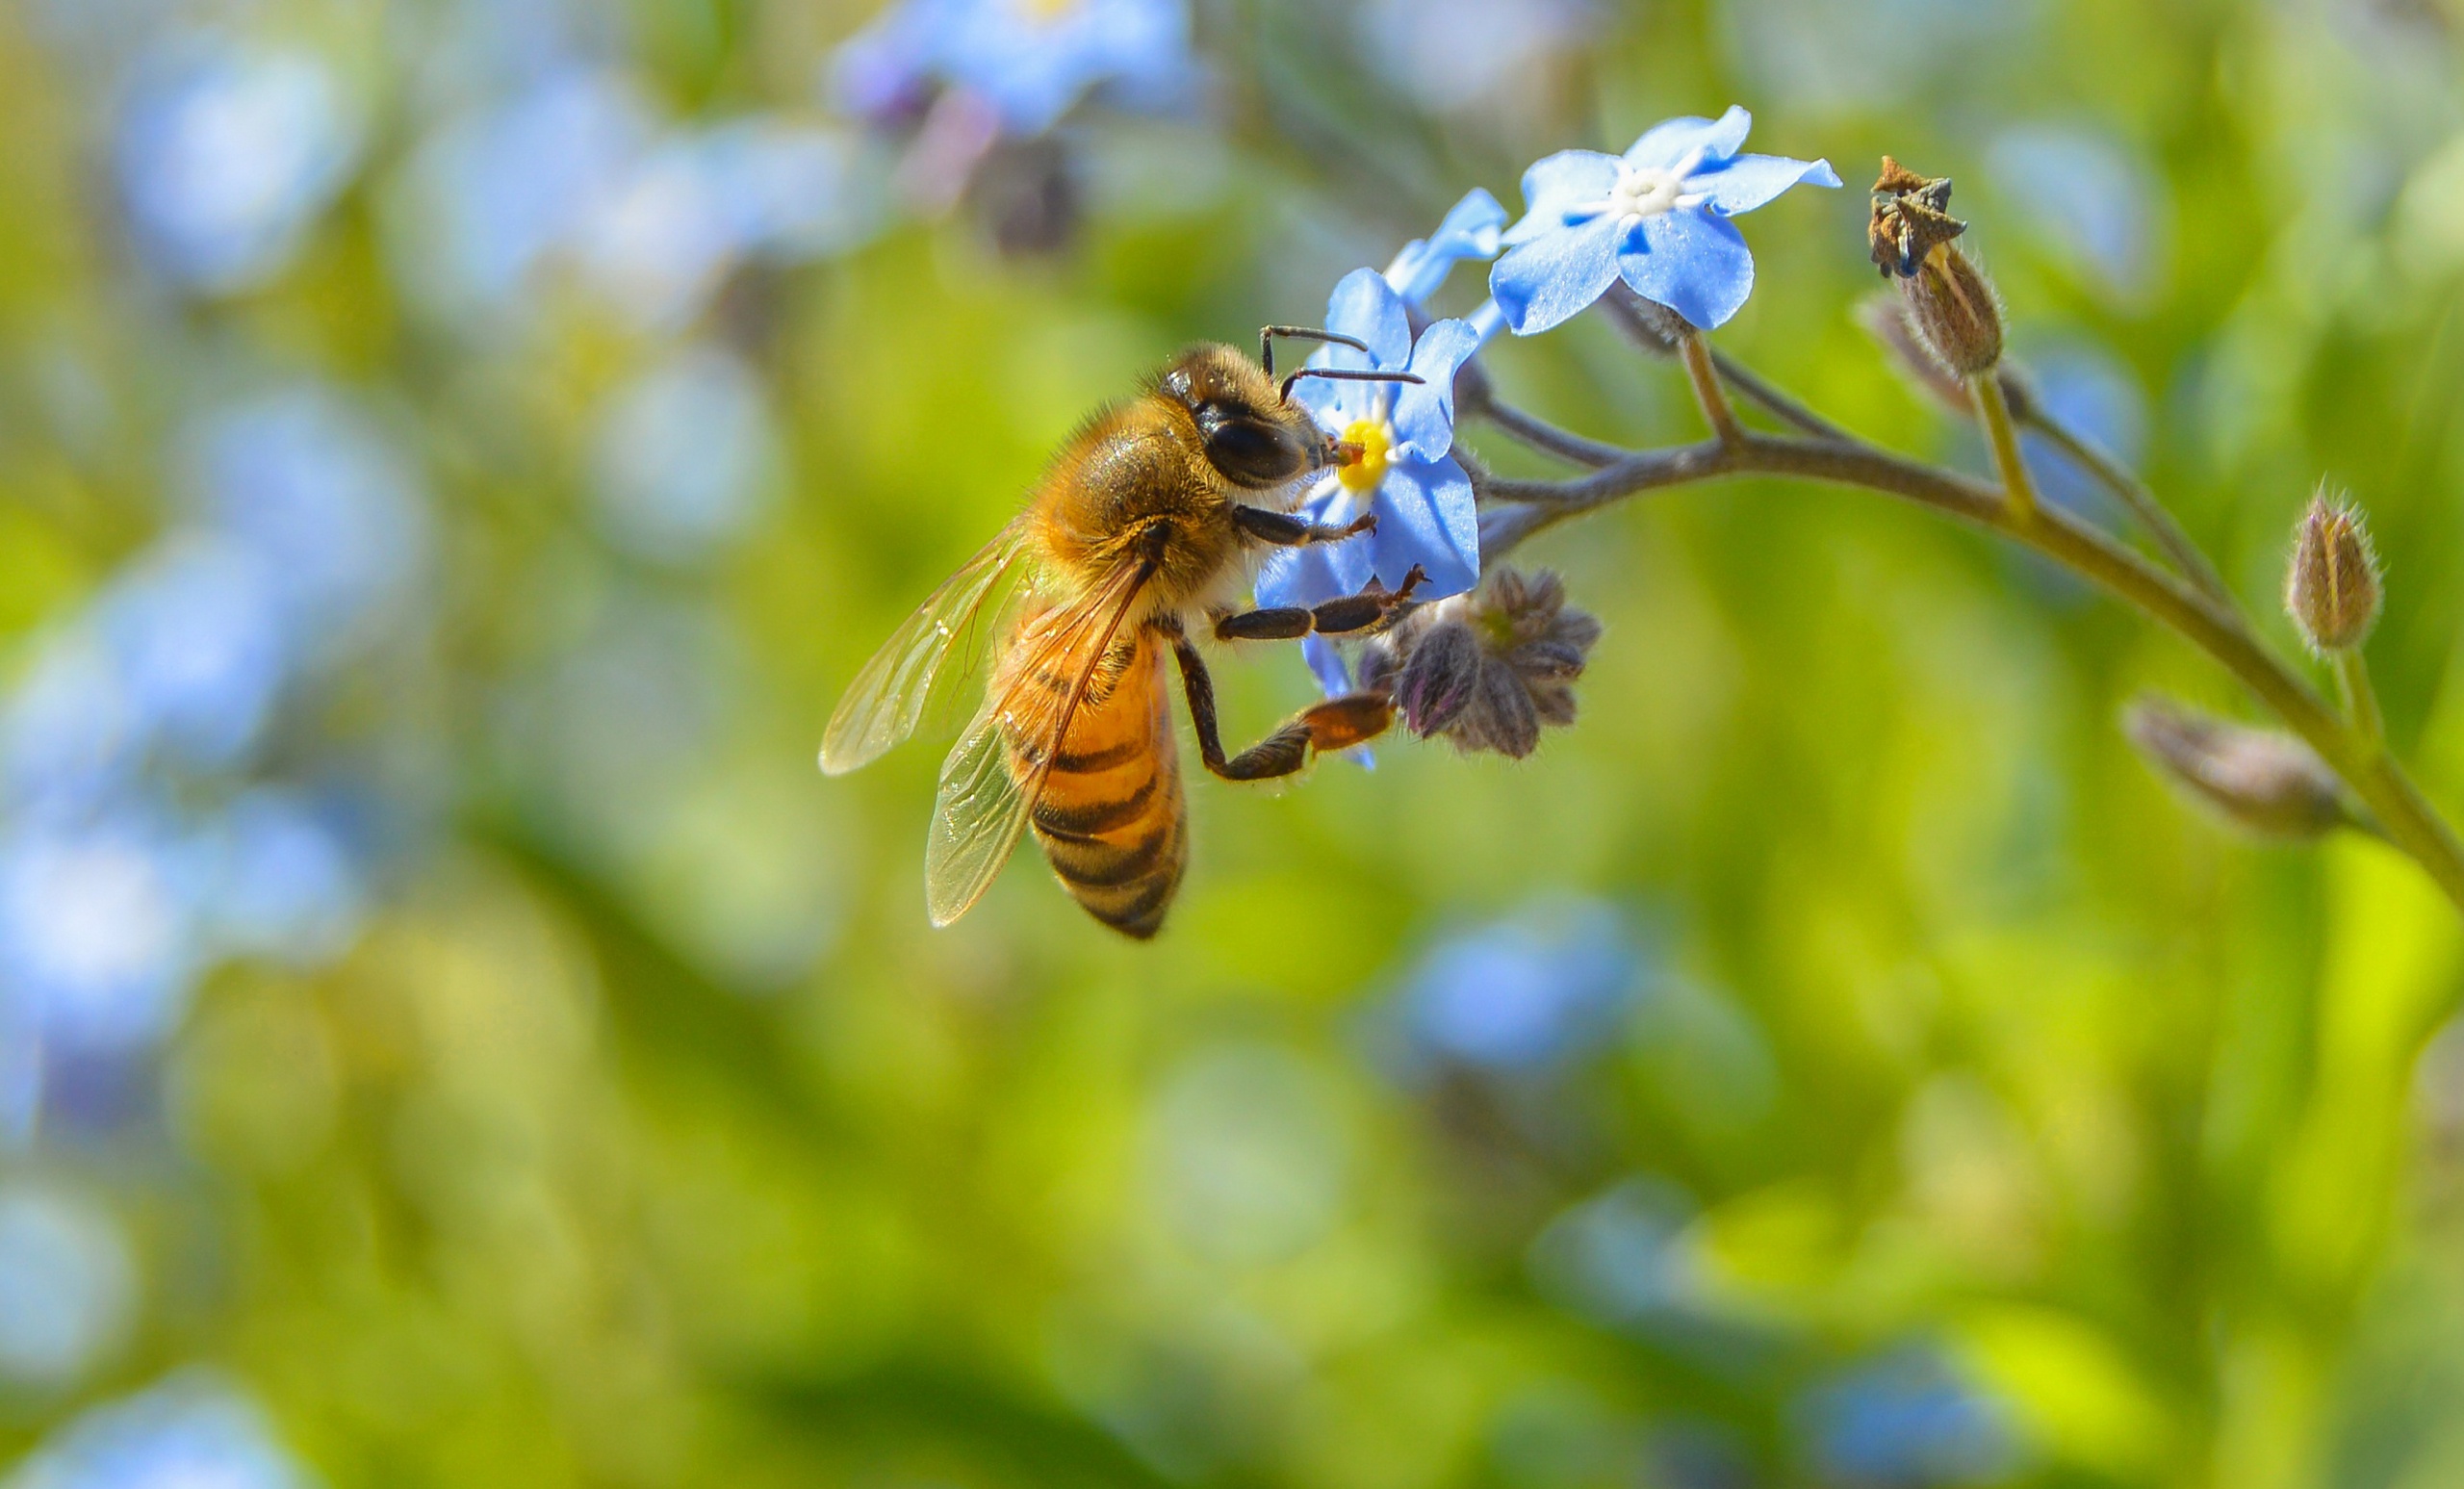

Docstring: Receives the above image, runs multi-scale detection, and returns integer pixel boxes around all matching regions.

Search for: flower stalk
[1972,371,2038,521]
[1465,386,2464,919]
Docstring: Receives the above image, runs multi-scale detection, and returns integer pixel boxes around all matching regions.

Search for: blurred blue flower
[1399,898,1636,1072]
[831,0,1196,137]
[184,389,429,655]
[0,1183,135,1387]
[1795,1349,2014,1488]
[1527,1175,1701,1325]
[697,120,887,263]
[1491,107,1838,335]
[0,1007,34,1148]
[1383,189,1507,307]
[1356,0,1597,116]
[116,37,361,295]
[1989,123,2167,302]
[397,67,652,315]
[0,815,200,1057]
[2016,340,2146,518]
[4,633,141,821]
[1255,270,1483,692]
[94,540,291,774]
[591,347,781,564]
[195,789,365,969]
[574,136,744,330]
[8,1369,315,1489]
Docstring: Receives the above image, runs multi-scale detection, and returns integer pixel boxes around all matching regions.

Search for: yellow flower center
[1337,417,1393,494]
[1018,0,1083,21]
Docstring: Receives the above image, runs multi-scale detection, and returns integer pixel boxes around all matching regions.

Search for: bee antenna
[1258,325,1372,378]
[1280,368,1424,403]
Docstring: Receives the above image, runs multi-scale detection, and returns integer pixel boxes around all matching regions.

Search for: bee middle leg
[1213,565,1428,642]
[1168,631,1394,782]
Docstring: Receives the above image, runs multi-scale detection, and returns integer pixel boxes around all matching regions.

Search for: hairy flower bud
[1358,568,1602,758]
[2123,697,2347,839]
[1869,158,2003,376]
[1858,295,2036,421]
[2284,490,2382,655]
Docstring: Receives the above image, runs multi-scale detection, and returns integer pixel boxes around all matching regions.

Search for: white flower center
[1577,147,1710,227]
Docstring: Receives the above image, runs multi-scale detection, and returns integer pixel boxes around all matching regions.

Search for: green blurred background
[7,0,2464,1485]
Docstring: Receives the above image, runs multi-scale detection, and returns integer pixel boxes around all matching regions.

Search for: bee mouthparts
[1333,440,1366,467]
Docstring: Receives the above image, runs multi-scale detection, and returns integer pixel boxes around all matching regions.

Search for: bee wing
[924,552,1158,928]
[820,520,1032,776]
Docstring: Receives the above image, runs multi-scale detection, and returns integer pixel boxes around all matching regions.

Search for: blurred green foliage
[11,1,2464,1487]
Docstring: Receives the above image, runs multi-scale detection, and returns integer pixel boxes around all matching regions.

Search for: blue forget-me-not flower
[1384,188,1509,309]
[1255,192,1510,695]
[1255,271,1485,694]
[1491,106,1839,336]
[831,0,1196,138]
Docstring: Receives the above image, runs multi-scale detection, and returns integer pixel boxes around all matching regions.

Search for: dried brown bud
[2285,490,2382,655]
[1869,157,1964,278]
[2123,697,2347,839]
[1869,158,2002,375]
[1359,568,1602,758]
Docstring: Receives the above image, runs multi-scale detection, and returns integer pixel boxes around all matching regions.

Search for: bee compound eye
[1197,405,1305,485]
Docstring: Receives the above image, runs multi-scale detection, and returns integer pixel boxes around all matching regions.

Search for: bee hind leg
[1168,633,1394,782]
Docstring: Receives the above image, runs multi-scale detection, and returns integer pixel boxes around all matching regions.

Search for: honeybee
[820,330,1430,937]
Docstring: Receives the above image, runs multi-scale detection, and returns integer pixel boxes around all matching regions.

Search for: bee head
[1158,345,1323,489]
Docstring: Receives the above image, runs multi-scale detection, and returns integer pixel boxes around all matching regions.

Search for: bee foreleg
[1231,504,1376,548]
[1169,634,1395,781]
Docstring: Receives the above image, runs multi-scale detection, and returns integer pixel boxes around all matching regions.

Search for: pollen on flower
[1338,418,1393,493]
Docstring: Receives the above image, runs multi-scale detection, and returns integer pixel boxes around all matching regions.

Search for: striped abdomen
[1008,629,1188,938]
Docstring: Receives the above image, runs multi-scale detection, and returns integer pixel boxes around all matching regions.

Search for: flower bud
[1599,283,1688,357]
[1359,568,1602,758]
[2284,490,2382,655]
[1858,295,2036,421]
[1869,158,2003,376]
[2123,696,2347,839]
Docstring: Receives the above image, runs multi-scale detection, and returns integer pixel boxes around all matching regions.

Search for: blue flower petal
[1619,208,1755,331]
[1292,365,1372,430]
[1255,526,1347,610]
[1502,150,1620,245]
[1491,213,1626,335]
[1624,106,1753,172]
[1392,319,1480,462]
[1321,267,1411,372]
[1301,634,1351,696]
[1323,511,1376,594]
[1386,188,1507,305]
[1370,457,1479,597]
[1689,152,1842,216]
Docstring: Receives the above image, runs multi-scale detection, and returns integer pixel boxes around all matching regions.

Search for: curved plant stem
[1470,398,1627,469]
[2023,405,2237,610]
[1707,347,1852,442]
[1475,422,2464,917]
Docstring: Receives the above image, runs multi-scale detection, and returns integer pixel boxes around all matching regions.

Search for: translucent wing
[820,520,1030,775]
[924,553,1157,928]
